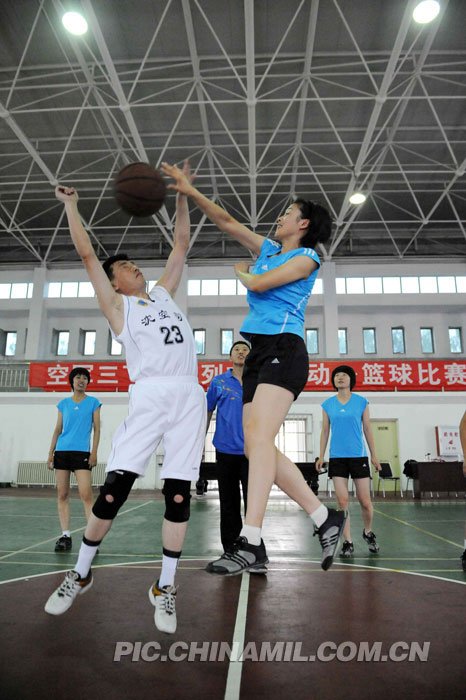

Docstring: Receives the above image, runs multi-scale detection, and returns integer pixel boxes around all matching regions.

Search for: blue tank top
[240,238,320,339]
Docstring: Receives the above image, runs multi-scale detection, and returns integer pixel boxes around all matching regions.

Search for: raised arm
[161,161,265,255]
[234,256,318,293]
[55,187,123,334]
[157,162,191,296]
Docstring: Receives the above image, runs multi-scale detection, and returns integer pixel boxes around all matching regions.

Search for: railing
[14,461,107,487]
[0,363,30,391]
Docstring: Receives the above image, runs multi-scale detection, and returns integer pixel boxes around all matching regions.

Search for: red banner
[29,359,466,392]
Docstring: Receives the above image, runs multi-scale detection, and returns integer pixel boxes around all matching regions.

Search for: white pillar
[321,262,339,358]
[25,266,47,359]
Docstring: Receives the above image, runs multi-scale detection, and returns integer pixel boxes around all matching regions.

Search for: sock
[309,504,328,529]
[364,528,371,535]
[62,531,71,538]
[240,525,261,546]
[159,549,181,588]
[74,538,100,579]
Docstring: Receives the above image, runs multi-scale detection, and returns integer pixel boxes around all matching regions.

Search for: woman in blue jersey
[317,365,381,557]
[162,161,347,573]
[47,368,101,552]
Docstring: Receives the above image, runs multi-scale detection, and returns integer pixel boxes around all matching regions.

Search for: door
[371,420,400,492]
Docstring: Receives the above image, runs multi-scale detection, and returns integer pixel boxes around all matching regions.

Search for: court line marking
[1,558,464,587]
[373,507,463,548]
[224,573,250,700]
[0,501,153,561]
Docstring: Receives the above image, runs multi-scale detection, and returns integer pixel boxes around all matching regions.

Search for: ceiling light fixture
[62,11,88,36]
[412,1,440,24]
[349,192,366,205]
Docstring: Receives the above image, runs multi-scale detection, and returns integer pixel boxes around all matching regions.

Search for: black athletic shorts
[329,457,370,480]
[242,333,309,404]
[53,451,91,471]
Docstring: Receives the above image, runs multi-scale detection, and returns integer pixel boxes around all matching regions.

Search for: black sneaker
[340,540,354,558]
[362,530,379,553]
[206,537,269,576]
[461,550,466,572]
[54,535,72,552]
[314,509,347,570]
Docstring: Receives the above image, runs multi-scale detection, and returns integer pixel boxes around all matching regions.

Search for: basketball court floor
[1,488,465,700]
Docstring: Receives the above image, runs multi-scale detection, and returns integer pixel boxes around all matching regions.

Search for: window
[78,282,94,298]
[56,331,70,356]
[80,330,96,356]
[364,277,382,294]
[201,280,218,296]
[47,282,61,298]
[449,327,463,354]
[363,328,377,354]
[11,283,28,299]
[338,328,348,355]
[456,276,466,293]
[420,328,434,354]
[391,327,405,354]
[109,333,123,356]
[346,277,364,294]
[221,329,234,355]
[401,277,419,294]
[383,277,401,294]
[219,279,237,295]
[335,278,346,294]
[237,280,247,295]
[188,280,201,296]
[313,278,323,294]
[274,418,307,463]
[419,277,437,293]
[437,276,456,293]
[194,329,206,355]
[305,329,319,355]
[0,284,10,299]
[61,282,78,298]
[5,331,17,356]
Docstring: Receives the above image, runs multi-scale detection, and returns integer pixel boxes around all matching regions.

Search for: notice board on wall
[435,426,462,457]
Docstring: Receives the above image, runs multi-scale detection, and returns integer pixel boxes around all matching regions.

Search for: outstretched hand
[55,185,78,204]
[161,161,194,195]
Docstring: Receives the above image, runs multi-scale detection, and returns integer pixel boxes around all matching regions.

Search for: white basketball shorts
[106,376,207,480]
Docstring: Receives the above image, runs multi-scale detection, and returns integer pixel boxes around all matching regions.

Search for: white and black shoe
[44,569,93,615]
[314,509,347,570]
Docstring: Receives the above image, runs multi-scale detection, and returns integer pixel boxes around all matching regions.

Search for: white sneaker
[44,570,93,615]
[148,580,177,634]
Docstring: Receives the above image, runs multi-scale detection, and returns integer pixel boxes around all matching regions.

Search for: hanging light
[62,11,88,36]
[349,192,366,205]
[412,1,440,24]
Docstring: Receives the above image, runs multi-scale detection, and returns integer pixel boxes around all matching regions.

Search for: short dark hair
[293,199,332,249]
[230,340,251,356]
[102,253,129,281]
[331,365,356,391]
[69,367,91,389]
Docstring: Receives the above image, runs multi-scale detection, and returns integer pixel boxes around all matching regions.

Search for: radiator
[15,461,107,487]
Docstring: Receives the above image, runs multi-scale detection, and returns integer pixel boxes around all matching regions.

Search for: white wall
[1,390,464,490]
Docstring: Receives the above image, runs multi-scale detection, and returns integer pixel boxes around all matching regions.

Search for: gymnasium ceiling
[0,0,465,268]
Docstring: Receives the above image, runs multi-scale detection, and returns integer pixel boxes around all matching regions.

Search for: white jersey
[113,285,197,382]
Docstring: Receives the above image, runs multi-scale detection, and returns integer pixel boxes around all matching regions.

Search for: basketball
[114,162,167,217]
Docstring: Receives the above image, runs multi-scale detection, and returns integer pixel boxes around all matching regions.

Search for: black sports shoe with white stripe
[207,536,269,576]
[314,508,347,571]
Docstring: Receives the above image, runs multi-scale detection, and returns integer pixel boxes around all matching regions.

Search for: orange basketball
[114,162,166,217]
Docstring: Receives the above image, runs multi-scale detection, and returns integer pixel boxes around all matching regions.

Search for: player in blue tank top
[47,367,101,552]
[317,365,381,558]
[163,162,348,574]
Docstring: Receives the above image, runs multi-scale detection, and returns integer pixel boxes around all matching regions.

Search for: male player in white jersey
[44,162,207,634]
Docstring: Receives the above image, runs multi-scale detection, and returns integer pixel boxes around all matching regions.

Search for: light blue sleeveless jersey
[240,238,320,339]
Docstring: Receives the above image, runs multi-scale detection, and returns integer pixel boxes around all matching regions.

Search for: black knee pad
[92,470,137,520]
[163,478,191,523]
